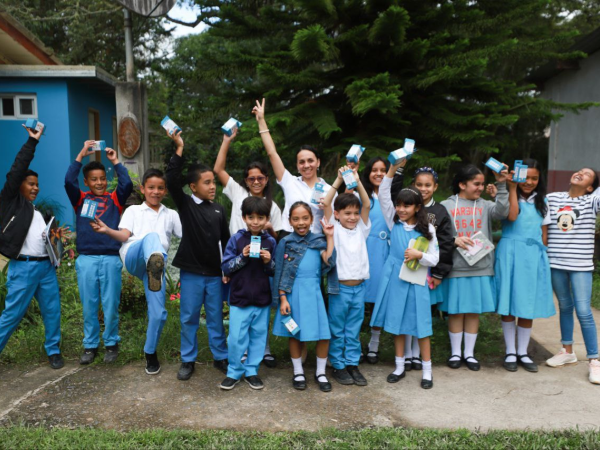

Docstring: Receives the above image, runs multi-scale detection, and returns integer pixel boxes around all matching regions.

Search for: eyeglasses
[246,176,267,184]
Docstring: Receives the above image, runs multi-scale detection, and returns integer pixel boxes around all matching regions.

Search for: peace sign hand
[252,98,266,122]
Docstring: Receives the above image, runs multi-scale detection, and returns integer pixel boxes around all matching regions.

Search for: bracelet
[259,129,270,134]
[395,167,404,175]
[279,293,287,298]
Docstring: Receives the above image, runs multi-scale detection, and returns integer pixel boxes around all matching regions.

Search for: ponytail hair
[394,187,432,240]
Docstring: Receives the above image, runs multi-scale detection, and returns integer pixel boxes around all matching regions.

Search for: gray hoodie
[440,183,509,278]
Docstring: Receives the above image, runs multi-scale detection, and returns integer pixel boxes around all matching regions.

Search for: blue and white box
[388,138,416,165]
[311,182,325,204]
[346,144,365,163]
[161,115,181,136]
[342,169,357,190]
[25,118,45,134]
[221,118,242,137]
[513,160,528,183]
[90,140,106,151]
[281,315,300,336]
[485,157,505,173]
[80,199,98,220]
[249,235,261,258]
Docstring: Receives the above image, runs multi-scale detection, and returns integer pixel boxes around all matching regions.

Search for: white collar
[141,201,165,213]
[518,192,538,204]
[399,219,416,231]
[425,198,435,207]
[191,194,204,204]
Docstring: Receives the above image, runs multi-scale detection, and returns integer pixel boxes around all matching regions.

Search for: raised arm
[505,172,519,222]
[355,170,371,224]
[320,218,335,264]
[106,148,133,207]
[323,168,343,221]
[253,98,285,182]
[165,130,186,209]
[1,126,42,201]
[213,130,238,187]
[380,162,405,230]
[488,168,510,220]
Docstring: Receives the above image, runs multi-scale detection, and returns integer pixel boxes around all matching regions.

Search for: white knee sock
[393,356,405,375]
[449,331,463,361]
[502,320,517,363]
[464,332,478,362]
[412,336,421,359]
[292,357,304,380]
[517,326,533,363]
[369,329,381,353]
[422,360,432,381]
[316,357,328,381]
[404,336,413,359]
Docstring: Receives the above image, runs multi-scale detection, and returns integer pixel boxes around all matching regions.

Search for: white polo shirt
[277,169,332,234]
[223,178,283,235]
[333,218,371,281]
[118,202,182,262]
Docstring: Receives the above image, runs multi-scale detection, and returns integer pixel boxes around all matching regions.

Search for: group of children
[1,99,600,392]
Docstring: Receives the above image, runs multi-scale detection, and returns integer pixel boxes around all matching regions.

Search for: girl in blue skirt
[495,159,554,373]
[370,161,439,389]
[272,201,336,392]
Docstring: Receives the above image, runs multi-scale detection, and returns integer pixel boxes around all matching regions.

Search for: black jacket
[0,137,38,259]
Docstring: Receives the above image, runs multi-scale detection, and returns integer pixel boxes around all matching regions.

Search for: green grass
[592,272,600,311]
[0,426,599,449]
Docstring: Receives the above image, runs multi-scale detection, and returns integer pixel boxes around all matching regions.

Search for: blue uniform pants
[76,255,123,348]
[0,259,61,356]
[328,283,365,369]
[124,233,167,355]
[180,271,228,362]
[227,305,269,379]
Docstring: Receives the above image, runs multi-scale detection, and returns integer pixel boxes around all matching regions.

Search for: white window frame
[0,94,38,119]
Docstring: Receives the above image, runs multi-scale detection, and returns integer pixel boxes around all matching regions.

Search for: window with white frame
[0,94,38,119]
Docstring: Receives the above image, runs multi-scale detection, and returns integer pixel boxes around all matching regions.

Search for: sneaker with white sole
[589,360,600,384]
[546,348,578,367]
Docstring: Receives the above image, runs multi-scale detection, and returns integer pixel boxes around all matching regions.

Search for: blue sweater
[64,161,133,256]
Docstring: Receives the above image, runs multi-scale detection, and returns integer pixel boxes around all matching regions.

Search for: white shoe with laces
[546,348,578,367]
[589,360,600,384]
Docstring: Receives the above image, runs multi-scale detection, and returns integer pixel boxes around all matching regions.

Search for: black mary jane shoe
[447,355,462,369]
[420,377,433,389]
[292,374,307,390]
[464,356,481,371]
[412,357,423,371]
[314,374,332,392]
[503,353,518,372]
[404,359,413,372]
[365,350,379,365]
[386,371,406,384]
[517,354,539,373]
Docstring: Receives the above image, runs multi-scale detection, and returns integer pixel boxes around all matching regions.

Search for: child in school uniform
[64,140,133,364]
[370,161,439,389]
[438,164,509,371]
[219,197,277,390]
[0,125,64,369]
[165,130,231,381]
[322,166,371,386]
[272,201,336,392]
[91,168,182,375]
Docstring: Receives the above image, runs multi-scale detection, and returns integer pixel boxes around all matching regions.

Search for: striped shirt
[546,192,600,271]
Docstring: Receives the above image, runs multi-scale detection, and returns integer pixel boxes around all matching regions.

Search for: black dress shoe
[365,350,379,364]
[80,348,98,365]
[292,374,307,390]
[447,355,462,369]
[314,374,332,392]
[412,357,423,370]
[177,362,195,380]
[405,359,413,371]
[49,353,65,370]
[421,377,433,389]
[386,371,405,383]
[262,354,276,368]
[518,354,538,373]
[104,344,119,363]
[213,359,229,374]
[145,352,161,375]
[464,356,480,371]
[332,367,354,385]
[346,365,368,386]
[220,377,240,390]
[503,353,518,372]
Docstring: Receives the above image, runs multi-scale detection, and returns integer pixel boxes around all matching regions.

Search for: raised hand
[167,129,184,148]
[252,98,266,122]
[106,148,119,165]
[320,217,334,237]
[22,123,43,140]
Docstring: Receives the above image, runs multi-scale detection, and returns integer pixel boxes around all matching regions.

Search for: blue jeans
[180,271,228,362]
[124,233,167,355]
[76,255,123,348]
[551,269,598,359]
[0,259,61,356]
[227,305,269,379]
[328,283,365,368]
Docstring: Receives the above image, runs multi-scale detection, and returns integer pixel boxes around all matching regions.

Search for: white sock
[464,332,478,362]
[422,360,432,381]
[502,321,517,363]
[292,357,304,380]
[393,356,405,375]
[517,326,533,363]
[412,336,421,359]
[449,331,463,361]
[404,336,413,359]
[369,329,381,353]
[316,357,328,381]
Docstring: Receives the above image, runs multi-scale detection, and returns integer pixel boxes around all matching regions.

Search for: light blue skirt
[437,276,497,314]
[364,235,389,303]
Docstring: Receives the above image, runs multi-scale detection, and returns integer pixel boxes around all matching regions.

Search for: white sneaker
[589,360,600,384]
[546,348,578,367]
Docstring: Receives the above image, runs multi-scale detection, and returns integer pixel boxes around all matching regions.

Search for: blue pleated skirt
[437,276,497,314]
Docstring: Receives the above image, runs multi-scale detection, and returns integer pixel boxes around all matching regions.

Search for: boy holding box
[220,197,277,390]
[64,141,133,364]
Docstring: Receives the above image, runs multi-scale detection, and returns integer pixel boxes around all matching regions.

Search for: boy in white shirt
[322,166,371,386]
[91,168,182,375]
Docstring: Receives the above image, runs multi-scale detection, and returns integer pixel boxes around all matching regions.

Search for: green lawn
[592,272,600,311]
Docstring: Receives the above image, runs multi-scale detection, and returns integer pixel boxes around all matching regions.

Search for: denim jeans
[551,269,598,359]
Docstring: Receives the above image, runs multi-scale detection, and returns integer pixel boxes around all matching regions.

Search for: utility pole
[123,8,135,82]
